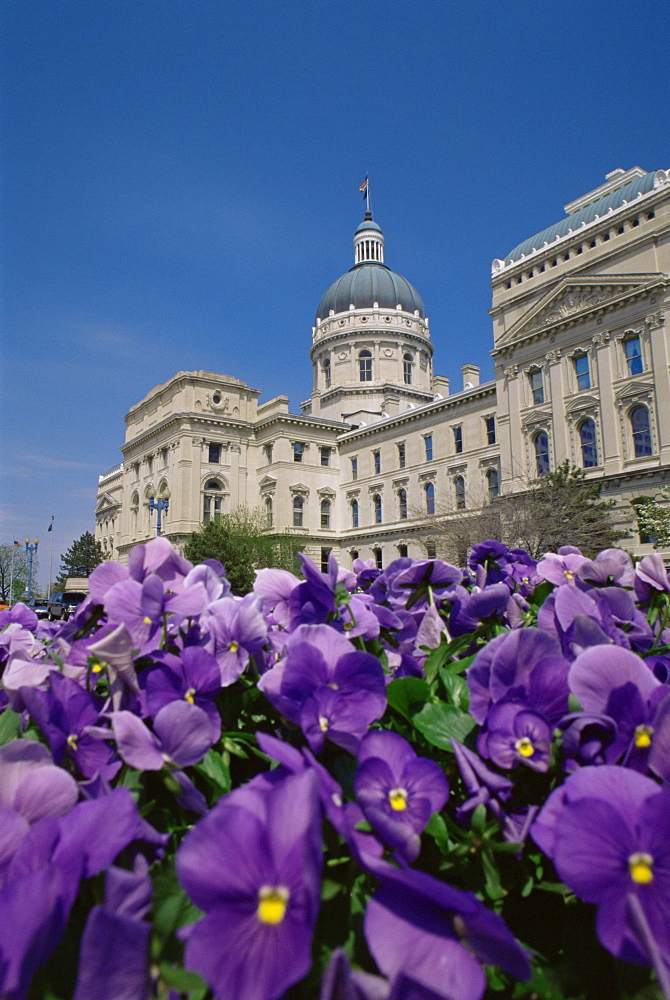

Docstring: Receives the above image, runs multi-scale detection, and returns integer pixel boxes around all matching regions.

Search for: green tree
[184,507,301,595]
[0,545,39,601]
[633,488,670,549]
[54,531,104,589]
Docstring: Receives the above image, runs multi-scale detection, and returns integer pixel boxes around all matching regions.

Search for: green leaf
[195,748,231,794]
[437,667,470,710]
[412,702,475,749]
[481,848,506,901]
[0,707,21,746]
[158,962,208,997]
[386,677,431,721]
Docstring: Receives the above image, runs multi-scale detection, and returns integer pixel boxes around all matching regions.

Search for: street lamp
[147,489,171,537]
[25,537,39,600]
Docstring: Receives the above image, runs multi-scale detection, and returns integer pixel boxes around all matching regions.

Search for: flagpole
[48,516,54,596]
[9,545,15,602]
[367,173,371,216]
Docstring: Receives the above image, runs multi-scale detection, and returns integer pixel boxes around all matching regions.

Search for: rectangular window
[208,443,221,464]
[161,448,169,466]
[293,442,305,463]
[485,417,496,445]
[625,336,643,376]
[351,457,358,481]
[398,442,406,468]
[530,370,544,405]
[373,547,383,570]
[320,548,332,573]
[397,544,408,558]
[452,427,462,454]
[320,446,331,467]
[425,435,433,461]
[373,450,381,475]
[263,443,273,464]
[574,354,591,390]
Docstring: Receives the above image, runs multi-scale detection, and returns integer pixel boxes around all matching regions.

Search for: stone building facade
[96,167,670,567]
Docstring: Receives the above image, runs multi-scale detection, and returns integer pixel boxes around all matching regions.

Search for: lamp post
[147,489,170,537]
[25,538,39,600]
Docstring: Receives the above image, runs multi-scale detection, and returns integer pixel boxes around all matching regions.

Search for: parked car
[26,598,50,620]
[46,590,88,622]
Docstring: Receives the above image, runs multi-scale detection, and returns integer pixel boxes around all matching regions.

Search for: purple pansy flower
[145,646,223,742]
[202,594,267,685]
[478,702,553,772]
[111,700,213,771]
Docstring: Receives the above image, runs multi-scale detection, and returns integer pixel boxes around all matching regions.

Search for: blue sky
[1,0,668,591]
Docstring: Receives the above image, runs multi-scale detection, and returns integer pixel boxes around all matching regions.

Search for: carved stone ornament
[545,350,562,364]
[526,286,611,334]
[338,352,348,360]
[645,311,665,329]
[384,348,394,357]
[208,393,230,412]
[591,332,610,347]
[504,365,518,378]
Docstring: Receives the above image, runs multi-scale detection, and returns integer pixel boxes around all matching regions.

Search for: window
[625,336,643,376]
[292,496,304,527]
[373,450,381,475]
[579,419,598,468]
[350,549,359,562]
[426,542,437,559]
[359,350,373,382]
[397,544,408,558]
[632,497,657,545]
[321,548,332,573]
[574,354,591,391]
[293,442,305,463]
[454,476,465,510]
[203,480,224,523]
[351,499,359,528]
[351,457,358,481]
[263,443,273,464]
[487,468,500,500]
[320,499,331,529]
[630,406,652,458]
[452,427,462,454]
[485,416,496,445]
[534,432,550,476]
[323,360,331,388]
[373,547,383,570]
[161,448,169,467]
[265,496,273,528]
[208,443,221,464]
[530,369,544,405]
[425,435,434,461]
[425,481,435,515]
[403,353,412,385]
[398,442,406,468]
[373,494,383,524]
[320,447,331,467]
[398,488,408,520]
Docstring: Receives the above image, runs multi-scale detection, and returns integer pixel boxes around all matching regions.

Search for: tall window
[452,427,462,454]
[265,496,273,528]
[485,416,496,445]
[534,432,550,476]
[625,336,643,377]
[579,419,598,467]
[425,435,433,461]
[373,548,383,570]
[203,479,223,523]
[398,488,408,520]
[397,544,408,558]
[323,359,331,388]
[426,542,436,559]
[320,499,331,529]
[454,476,465,510]
[373,450,381,475]
[359,350,373,382]
[351,457,358,480]
[530,369,544,405]
[373,494,383,524]
[208,443,221,464]
[351,499,359,528]
[630,406,652,457]
[293,442,305,463]
[320,548,332,573]
[487,468,500,500]
[398,442,406,468]
[263,443,273,464]
[403,353,412,385]
[574,354,591,391]
[292,496,304,527]
[320,447,331,467]
[425,481,435,515]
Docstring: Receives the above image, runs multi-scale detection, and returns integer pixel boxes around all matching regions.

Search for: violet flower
[177,770,323,1000]
[478,702,553,772]
[111,700,213,771]
[145,645,223,742]
[202,594,267,685]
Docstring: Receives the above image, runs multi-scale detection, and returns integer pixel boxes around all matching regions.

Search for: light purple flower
[536,551,589,587]
[478,702,553,772]
[111,701,213,770]
[202,594,267,685]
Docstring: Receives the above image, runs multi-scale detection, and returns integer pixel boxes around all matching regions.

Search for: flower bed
[0,538,669,1000]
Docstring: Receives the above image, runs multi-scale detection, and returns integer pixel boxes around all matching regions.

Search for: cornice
[122,413,255,453]
[310,325,432,357]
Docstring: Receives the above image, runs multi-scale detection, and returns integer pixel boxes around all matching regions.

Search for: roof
[355,217,382,234]
[316,262,425,320]
[504,170,657,264]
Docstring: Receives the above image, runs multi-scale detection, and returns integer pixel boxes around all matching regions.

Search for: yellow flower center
[634,725,653,749]
[319,716,329,732]
[564,571,574,580]
[343,621,354,631]
[67,733,78,750]
[228,641,239,653]
[629,852,654,884]
[143,616,152,625]
[257,886,289,925]
[91,661,103,674]
[388,788,408,811]
[184,688,196,704]
[515,737,535,758]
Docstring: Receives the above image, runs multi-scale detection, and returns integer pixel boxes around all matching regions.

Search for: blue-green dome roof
[505,170,656,264]
[316,262,425,320]
[355,218,382,234]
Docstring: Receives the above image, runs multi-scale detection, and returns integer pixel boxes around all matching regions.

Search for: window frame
[534,431,550,476]
[320,498,331,529]
[359,350,373,382]
[630,405,652,458]
[452,426,462,455]
[403,353,412,385]
[292,495,304,527]
[454,476,466,510]
[424,434,434,461]
[485,416,496,445]
[624,335,643,377]
[578,418,598,468]
[373,493,383,524]
[529,369,544,405]
[574,353,591,391]
[425,481,436,515]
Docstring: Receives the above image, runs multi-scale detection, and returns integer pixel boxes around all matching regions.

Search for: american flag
[359,176,369,195]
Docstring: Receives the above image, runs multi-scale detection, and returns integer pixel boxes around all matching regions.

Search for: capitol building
[95,166,670,568]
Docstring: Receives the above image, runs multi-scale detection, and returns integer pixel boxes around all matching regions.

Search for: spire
[353,211,385,265]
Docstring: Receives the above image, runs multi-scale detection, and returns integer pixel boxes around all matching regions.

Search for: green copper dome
[316,262,425,320]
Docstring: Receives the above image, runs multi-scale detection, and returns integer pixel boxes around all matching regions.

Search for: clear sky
[1,0,668,592]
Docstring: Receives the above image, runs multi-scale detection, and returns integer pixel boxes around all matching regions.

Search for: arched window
[351,499,359,528]
[486,468,500,500]
[203,479,224,522]
[579,419,598,468]
[454,476,466,510]
[534,432,550,476]
[398,488,408,520]
[265,496,273,528]
[403,353,412,385]
[292,495,304,527]
[359,350,372,382]
[373,494,383,524]
[320,499,331,529]
[323,359,331,388]
[425,481,435,515]
[630,406,652,457]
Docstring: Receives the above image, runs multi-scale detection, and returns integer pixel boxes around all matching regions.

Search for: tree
[0,545,40,601]
[54,531,104,589]
[184,507,301,595]
[633,487,670,550]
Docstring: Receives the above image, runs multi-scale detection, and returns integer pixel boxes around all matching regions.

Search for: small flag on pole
[13,540,21,548]
[359,176,369,196]
[48,521,53,532]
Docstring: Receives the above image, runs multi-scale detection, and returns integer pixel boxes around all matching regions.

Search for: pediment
[95,491,120,515]
[498,274,662,347]
[521,407,551,430]
[614,378,655,402]
[259,475,277,489]
[565,393,600,415]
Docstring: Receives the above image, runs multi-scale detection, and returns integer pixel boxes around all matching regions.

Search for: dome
[355,217,382,234]
[316,263,425,320]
